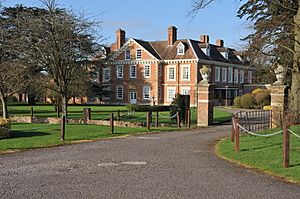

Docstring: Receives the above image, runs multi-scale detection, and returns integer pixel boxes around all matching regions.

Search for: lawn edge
[215,136,300,186]
[0,126,193,155]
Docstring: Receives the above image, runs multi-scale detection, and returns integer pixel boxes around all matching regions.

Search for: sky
[2,0,251,49]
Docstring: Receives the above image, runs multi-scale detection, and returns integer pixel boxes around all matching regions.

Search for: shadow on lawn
[241,142,282,152]
[8,131,50,138]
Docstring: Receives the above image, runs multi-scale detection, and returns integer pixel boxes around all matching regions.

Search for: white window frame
[240,70,244,84]
[215,66,220,82]
[116,65,123,79]
[130,65,137,78]
[181,87,190,95]
[116,86,123,99]
[228,67,233,83]
[167,65,176,81]
[221,67,227,82]
[103,86,111,100]
[144,65,151,78]
[102,68,110,82]
[143,86,151,100]
[136,49,142,60]
[125,50,130,60]
[167,87,176,102]
[248,71,253,84]
[234,68,239,83]
[177,43,185,55]
[181,65,190,81]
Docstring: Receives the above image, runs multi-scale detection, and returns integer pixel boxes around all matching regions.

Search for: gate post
[266,85,288,128]
[197,83,215,126]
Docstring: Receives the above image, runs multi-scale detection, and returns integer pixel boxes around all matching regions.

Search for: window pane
[125,50,130,60]
[117,65,123,78]
[117,87,123,99]
[143,86,150,99]
[168,67,175,80]
[182,66,190,80]
[130,65,136,78]
[144,65,150,78]
[168,88,176,101]
[215,67,220,82]
[136,49,142,59]
[103,68,110,81]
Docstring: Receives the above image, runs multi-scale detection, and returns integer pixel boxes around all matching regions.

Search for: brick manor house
[100,26,255,106]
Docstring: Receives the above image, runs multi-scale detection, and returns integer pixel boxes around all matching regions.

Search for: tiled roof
[110,37,245,65]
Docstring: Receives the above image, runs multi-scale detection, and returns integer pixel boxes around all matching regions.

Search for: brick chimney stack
[168,26,177,46]
[200,35,209,43]
[216,39,224,47]
[116,29,126,49]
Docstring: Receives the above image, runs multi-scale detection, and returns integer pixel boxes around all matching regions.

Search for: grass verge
[216,126,300,183]
[0,123,181,153]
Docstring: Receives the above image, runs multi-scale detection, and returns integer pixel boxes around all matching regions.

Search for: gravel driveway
[1,125,300,199]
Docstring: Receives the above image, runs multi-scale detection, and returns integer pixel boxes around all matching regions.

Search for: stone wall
[10,116,146,128]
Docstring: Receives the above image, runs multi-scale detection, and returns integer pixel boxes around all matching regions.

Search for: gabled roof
[109,37,245,65]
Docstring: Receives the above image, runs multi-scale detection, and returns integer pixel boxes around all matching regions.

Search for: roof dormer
[221,48,229,59]
[201,44,211,56]
[177,42,185,55]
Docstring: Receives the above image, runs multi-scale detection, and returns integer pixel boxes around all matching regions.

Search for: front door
[130,91,137,104]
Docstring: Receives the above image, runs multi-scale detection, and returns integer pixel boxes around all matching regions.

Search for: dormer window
[221,49,229,59]
[201,45,211,56]
[177,42,185,55]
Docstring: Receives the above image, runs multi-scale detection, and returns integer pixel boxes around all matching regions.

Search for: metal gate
[232,110,272,133]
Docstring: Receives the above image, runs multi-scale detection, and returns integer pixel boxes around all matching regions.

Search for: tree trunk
[60,88,67,141]
[290,4,300,111]
[0,91,8,119]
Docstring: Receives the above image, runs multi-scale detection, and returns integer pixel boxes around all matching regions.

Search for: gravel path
[1,125,300,199]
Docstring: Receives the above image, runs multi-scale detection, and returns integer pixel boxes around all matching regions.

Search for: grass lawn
[8,104,231,124]
[0,123,181,152]
[217,126,300,183]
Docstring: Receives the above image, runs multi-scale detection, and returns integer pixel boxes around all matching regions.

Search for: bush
[252,88,265,95]
[240,93,255,109]
[169,94,185,121]
[233,96,242,108]
[0,118,11,139]
[255,91,270,108]
[126,104,137,111]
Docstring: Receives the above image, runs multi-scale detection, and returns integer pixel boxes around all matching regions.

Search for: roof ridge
[148,41,163,60]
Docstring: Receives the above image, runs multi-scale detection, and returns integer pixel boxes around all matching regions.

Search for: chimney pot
[200,35,209,43]
[168,26,177,46]
[216,39,224,47]
[116,28,126,50]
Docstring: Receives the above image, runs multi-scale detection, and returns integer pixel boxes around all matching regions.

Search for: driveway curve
[1,125,300,199]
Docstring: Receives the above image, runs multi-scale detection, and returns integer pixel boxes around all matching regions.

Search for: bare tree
[191,0,300,111]
[25,0,101,140]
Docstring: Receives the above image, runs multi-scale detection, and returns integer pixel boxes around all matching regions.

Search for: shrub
[233,96,242,108]
[169,94,185,121]
[255,91,270,109]
[240,93,255,109]
[126,104,137,111]
[0,118,11,139]
[252,88,265,95]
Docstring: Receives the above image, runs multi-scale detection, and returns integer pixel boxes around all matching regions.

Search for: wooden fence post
[147,112,151,130]
[231,115,235,142]
[283,121,290,168]
[155,111,159,127]
[30,107,34,118]
[187,109,191,128]
[83,108,91,124]
[110,113,114,134]
[117,110,121,121]
[234,118,240,152]
[177,111,181,128]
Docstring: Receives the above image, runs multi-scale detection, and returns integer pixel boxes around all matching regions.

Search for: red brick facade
[102,26,255,106]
